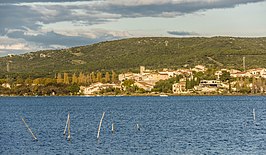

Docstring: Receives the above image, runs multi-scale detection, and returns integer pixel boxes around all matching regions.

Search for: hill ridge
[1,36,266,78]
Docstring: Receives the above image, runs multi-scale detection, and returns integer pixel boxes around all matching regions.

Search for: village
[2,64,266,96]
[80,65,266,96]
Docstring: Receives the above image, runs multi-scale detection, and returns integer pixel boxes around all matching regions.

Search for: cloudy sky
[0,0,265,56]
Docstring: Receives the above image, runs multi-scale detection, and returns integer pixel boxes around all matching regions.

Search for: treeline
[55,71,118,85]
[0,71,118,96]
[233,77,266,94]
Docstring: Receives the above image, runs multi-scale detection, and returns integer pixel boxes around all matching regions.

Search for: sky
[0,0,266,56]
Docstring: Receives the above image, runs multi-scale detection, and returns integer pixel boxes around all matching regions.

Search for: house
[140,72,170,85]
[140,66,155,75]
[229,69,241,74]
[192,65,206,72]
[231,71,252,78]
[118,73,142,81]
[172,81,187,94]
[199,80,221,87]
[215,69,241,78]
[118,73,133,81]
[261,73,266,78]
[194,80,221,93]
[158,71,175,78]
[175,69,192,76]
[247,68,264,76]
[259,68,266,78]
[2,83,11,89]
[80,83,121,95]
[215,69,229,79]
[134,81,154,91]
[247,68,266,77]
[118,66,173,86]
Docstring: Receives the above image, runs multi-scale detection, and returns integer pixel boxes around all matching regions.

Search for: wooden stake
[63,113,69,135]
[253,108,256,122]
[21,117,38,141]
[136,123,140,131]
[112,123,115,133]
[67,112,71,141]
[97,112,105,139]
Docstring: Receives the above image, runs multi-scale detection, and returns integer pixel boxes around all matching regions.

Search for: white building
[194,80,221,93]
[172,81,186,94]
[158,71,175,78]
[247,68,266,78]
[231,71,252,78]
[80,83,121,95]
[1,83,11,89]
[192,65,206,72]
[118,73,142,81]
[119,66,175,86]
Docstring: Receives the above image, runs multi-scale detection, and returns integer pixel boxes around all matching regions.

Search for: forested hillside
[1,37,266,78]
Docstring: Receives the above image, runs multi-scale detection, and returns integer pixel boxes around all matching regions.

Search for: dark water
[1,96,266,154]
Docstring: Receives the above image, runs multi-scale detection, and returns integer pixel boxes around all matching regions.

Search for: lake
[1,96,266,154]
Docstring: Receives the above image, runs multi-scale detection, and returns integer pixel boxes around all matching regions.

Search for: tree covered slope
[1,37,266,78]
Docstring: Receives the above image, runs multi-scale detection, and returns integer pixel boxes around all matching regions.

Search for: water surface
[1,96,266,154]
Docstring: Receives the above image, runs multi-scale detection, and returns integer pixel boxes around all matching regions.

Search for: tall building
[140,66,145,75]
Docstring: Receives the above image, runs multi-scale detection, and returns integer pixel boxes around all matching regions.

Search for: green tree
[239,78,251,94]
[44,78,56,86]
[57,73,63,83]
[153,80,172,93]
[72,73,78,84]
[78,72,86,84]
[203,68,216,80]
[25,78,33,86]
[86,74,92,84]
[63,73,70,84]
[153,76,182,93]
[122,79,135,88]
[0,79,6,84]
[96,72,102,82]
[33,78,43,85]
[111,70,117,83]
[91,72,96,83]
[220,71,230,82]
[105,72,110,83]
[67,84,80,94]
[15,77,24,85]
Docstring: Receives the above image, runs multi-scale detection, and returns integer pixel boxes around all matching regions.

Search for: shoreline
[1,93,266,97]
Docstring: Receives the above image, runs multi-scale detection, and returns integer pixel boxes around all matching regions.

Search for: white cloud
[107,0,173,6]
[0,43,29,50]
[0,37,29,50]
[2,28,132,56]
[0,37,33,56]
[0,0,265,56]
[160,12,182,17]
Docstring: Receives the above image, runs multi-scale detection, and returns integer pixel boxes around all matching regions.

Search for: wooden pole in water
[253,108,256,122]
[136,123,140,131]
[97,112,105,139]
[111,123,115,133]
[67,112,71,141]
[21,117,38,141]
[63,113,69,136]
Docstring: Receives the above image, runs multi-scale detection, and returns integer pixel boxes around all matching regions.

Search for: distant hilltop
[0,36,266,78]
